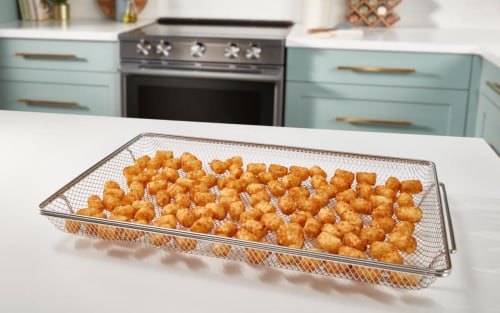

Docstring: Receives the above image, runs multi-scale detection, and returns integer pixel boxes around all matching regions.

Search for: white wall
[71,0,500,29]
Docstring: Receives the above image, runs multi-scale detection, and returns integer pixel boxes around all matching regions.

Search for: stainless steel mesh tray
[40,133,456,290]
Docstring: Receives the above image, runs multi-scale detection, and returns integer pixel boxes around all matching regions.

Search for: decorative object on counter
[97,0,147,20]
[345,0,401,27]
[52,0,70,21]
[17,0,52,21]
[118,0,138,23]
[302,0,334,30]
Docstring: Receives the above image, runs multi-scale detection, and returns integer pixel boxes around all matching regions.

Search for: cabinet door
[284,82,468,136]
[475,93,500,155]
[0,68,120,116]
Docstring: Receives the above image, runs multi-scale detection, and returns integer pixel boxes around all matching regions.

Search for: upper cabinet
[285,48,477,136]
[475,59,500,155]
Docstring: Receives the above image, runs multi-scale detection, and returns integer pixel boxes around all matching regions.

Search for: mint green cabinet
[475,59,500,155]
[285,48,474,136]
[0,2,18,22]
[0,38,120,117]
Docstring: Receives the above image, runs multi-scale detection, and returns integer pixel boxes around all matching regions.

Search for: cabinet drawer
[0,39,118,72]
[287,48,472,89]
[284,82,468,136]
[0,68,120,116]
[476,93,500,155]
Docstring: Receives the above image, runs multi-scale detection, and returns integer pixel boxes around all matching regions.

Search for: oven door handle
[120,67,283,82]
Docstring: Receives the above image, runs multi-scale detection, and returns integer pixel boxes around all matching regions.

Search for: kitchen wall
[72,0,500,29]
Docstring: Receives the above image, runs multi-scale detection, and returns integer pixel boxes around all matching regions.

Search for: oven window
[126,75,276,125]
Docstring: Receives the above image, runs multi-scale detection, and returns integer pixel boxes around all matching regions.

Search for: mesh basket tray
[39,133,455,290]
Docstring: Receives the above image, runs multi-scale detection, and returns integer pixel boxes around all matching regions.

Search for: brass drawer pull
[17,98,78,107]
[486,81,500,96]
[338,65,416,74]
[15,52,77,60]
[335,117,412,126]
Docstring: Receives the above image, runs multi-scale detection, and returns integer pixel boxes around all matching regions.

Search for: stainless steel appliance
[119,18,293,126]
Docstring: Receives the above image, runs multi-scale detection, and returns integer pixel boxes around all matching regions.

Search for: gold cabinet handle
[338,66,416,74]
[15,52,78,60]
[17,98,78,107]
[486,81,500,96]
[335,117,412,126]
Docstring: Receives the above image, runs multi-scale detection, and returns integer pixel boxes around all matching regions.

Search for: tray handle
[439,182,457,254]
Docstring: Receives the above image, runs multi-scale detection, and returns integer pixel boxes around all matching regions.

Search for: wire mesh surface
[40,133,453,290]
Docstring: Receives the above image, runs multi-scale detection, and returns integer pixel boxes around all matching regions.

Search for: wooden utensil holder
[345,0,401,27]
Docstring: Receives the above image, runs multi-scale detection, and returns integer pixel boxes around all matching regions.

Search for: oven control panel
[121,38,285,65]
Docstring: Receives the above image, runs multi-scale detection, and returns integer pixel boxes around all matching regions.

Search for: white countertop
[0,18,155,41]
[287,24,500,67]
[1,110,499,313]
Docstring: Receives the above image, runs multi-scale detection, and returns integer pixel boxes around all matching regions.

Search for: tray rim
[39,132,453,279]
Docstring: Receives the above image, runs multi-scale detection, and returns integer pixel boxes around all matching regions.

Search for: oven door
[121,63,284,126]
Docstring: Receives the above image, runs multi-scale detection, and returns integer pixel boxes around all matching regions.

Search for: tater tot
[289,165,310,181]
[163,157,181,170]
[385,176,401,192]
[356,182,375,200]
[282,173,302,189]
[299,247,323,272]
[192,191,216,206]
[173,193,191,208]
[278,195,296,215]
[400,180,423,194]
[214,220,238,237]
[205,203,228,221]
[309,165,327,178]
[330,176,351,192]
[257,172,275,184]
[349,198,373,215]
[239,172,258,187]
[104,180,121,191]
[209,159,228,174]
[334,201,354,216]
[356,172,377,185]
[311,175,329,190]
[316,231,342,253]
[321,223,342,238]
[268,180,286,197]
[311,192,331,208]
[396,193,415,208]
[288,186,310,200]
[394,221,415,236]
[359,226,386,246]
[182,159,202,172]
[246,183,266,195]
[395,206,423,223]
[276,253,299,265]
[268,164,288,177]
[254,202,276,214]
[113,204,136,220]
[166,184,187,197]
[192,205,214,219]
[97,215,127,240]
[290,211,313,227]
[389,272,421,287]
[228,164,243,178]
[87,195,104,212]
[186,169,207,181]
[176,177,195,189]
[242,219,268,239]
[342,232,367,251]
[369,241,398,260]
[147,180,168,196]
[334,169,355,185]
[380,251,404,264]
[296,197,320,215]
[156,189,171,207]
[154,214,177,228]
[340,211,363,232]
[123,164,142,179]
[235,228,259,242]
[317,207,336,224]
[228,201,245,221]
[375,186,397,201]
[147,157,163,171]
[124,220,149,241]
[161,167,180,182]
[325,245,365,275]
[276,223,305,248]
[65,220,81,233]
[370,195,394,208]
[371,216,396,234]
[354,267,383,284]
[239,208,264,224]
[260,213,284,232]
[176,208,196,228]
[149,232,172,247]
[225,155,244,168]
[388,232,417,254]
[162,203,181,216]
[247,163,266,174]
[304,217,322,238]
[334,220,359,238]
[191,216,214,234]
[371,204,394,219]
[211,243,232,257]
[336,188,357,203]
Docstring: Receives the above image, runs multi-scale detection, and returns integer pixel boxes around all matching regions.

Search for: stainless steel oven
[119,18,292,126]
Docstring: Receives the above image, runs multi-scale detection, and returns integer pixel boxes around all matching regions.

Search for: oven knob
[246,44,262,60]
[224,43,240,59]
[136,39,152,56]
[190,42,206,58]
[156,40,172,56]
